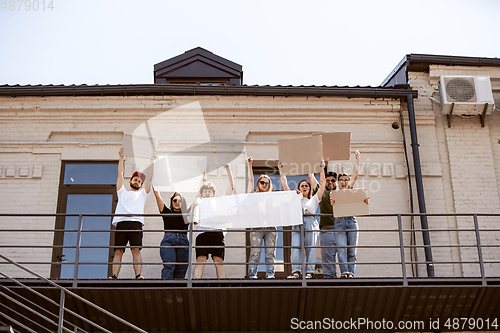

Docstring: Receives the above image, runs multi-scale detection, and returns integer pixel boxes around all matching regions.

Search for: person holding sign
[279,160,326,279]
[153,189,190,279]
[191,165,234,279]
[329,150,369,279]
[246,157,277,279]
[309,167,339,279]
[110,147,155,280]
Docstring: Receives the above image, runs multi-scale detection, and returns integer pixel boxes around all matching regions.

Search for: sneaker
[266,275,275,279]
[135,275,144,280]
[108,275,117,280]
[249,276,258,279]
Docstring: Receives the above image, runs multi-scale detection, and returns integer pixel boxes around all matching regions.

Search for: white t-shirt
[112,185,150,226]
[300,192,320,214]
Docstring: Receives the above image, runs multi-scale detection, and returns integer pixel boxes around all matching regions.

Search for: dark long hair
[297,179,312,199]
[170,192,187,212]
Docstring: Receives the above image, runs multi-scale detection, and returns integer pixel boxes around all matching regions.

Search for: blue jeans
[159,232,189,279]
[291,216,319,274]
[319,227,337,278]
[248,227,277,278]
[334,216,358,276]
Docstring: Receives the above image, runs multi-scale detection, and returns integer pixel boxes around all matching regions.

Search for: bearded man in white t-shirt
[109,147,155,280]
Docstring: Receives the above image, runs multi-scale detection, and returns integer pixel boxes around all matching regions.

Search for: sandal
[348,273,354,279]
[305,273,313,279]
[287,272,300,279]
[341,273,349,279]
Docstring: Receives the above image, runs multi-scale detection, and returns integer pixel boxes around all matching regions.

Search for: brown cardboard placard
[122,134,157,159]
[314,132,351,161]
[330,188,369,217]
[278,136,323,175]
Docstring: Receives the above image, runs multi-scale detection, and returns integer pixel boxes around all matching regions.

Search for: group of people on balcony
[109,147,368,280]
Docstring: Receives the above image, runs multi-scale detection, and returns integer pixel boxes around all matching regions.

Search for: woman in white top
[246,157,277,279]
[279,160,326,279]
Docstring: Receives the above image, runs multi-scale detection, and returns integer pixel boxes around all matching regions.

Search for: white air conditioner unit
[440,75,495,116]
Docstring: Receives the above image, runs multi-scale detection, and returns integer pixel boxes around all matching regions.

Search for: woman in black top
[153,188,189,279]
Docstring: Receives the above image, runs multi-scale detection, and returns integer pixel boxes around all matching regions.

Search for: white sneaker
[266,275,275,279]
[249,276,258,279]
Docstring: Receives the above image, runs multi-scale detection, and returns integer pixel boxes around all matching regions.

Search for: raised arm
[247,157,255,193]
[116,147,125,190]
[308,172,319,192]
[316,160,326,199]
[224,164,234,196]
[349,150,360,188]
[152,186,165,212]
[143,153,156,193]
[278,162,291,191]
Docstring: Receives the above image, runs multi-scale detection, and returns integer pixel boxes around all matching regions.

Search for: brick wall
[1,84,498,279]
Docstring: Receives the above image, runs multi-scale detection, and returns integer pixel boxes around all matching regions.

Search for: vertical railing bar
[472,214,487,286]
[397,214,408,286]
[187,222,193,288]
[300,223,306,287]
[58,289,65,333]
[72,214,84,288]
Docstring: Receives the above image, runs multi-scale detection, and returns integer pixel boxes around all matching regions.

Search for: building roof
[0,83,417,99]
[381,53,500,87]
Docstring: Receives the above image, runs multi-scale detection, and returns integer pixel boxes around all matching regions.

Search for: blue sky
[1,0,499,86]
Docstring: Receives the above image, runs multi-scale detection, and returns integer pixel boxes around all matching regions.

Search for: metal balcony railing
[1,212,499,288]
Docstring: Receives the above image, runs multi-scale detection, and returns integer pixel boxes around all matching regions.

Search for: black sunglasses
[173,199,181,203]
[259,181,270,186]
[326,179,336,183]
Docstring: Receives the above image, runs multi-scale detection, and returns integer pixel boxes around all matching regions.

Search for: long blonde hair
[256,175,272,192]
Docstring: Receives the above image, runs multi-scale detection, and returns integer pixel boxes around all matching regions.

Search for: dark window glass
[60,194,113,279]
[63,163,117,185]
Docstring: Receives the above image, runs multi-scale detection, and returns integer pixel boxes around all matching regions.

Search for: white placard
[198,191,303,229]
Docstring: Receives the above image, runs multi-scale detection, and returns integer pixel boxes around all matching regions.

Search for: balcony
[1,212,499,332]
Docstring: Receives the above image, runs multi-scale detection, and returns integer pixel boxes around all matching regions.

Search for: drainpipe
[406,93,435,278]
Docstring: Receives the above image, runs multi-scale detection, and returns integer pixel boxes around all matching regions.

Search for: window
[51,162,118,279]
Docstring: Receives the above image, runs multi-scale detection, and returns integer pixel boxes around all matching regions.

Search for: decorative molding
[1,164,43,179]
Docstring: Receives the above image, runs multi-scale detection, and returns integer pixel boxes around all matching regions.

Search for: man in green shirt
[310,170,338,278]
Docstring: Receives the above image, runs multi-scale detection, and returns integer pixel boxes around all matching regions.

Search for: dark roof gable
[154,47,243,85]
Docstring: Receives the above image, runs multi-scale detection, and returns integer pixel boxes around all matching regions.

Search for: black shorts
[114,221,143,251]
[195,231,225,260]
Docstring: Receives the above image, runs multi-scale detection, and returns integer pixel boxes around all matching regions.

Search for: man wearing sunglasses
[310,167,338,279]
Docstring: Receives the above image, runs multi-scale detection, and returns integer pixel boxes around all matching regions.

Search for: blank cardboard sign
[314,132,351,161]
[122,134,157,159]
[278,136,323,175]
[330,188,369,217]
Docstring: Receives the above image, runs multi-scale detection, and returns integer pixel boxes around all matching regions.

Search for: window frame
[51,161,118,279]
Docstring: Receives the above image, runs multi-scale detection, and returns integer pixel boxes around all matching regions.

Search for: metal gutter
[0,84,418,99]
